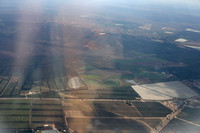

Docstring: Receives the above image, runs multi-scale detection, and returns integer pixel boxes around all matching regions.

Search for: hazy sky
[85,0,200,8]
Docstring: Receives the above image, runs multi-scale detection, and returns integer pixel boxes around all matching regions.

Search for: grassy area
[80,66,96,71]
[0,110,29,115]
[120,74,135,79]
[101,80,121,86]
[27,91,60,98]
[136,71,170,80]
[81,74,103,80]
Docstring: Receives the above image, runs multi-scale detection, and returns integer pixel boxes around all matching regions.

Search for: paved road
[65,98,168,103]
[151,101,187,133]
[0,97,61,100]
[65,116,164,119]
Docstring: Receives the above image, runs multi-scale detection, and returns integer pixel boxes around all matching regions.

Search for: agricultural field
[67,118,150,133]
[92,101,141,117]
[0,0,200,132]
[62,86,139,100]
[133,102,172,117]
[138,119,163,128]
[0,99,65,131]
[0,65,69,98]
[161,118,200,133]
[177,107,200,124]
[64,101,169,119]
[64,100,170,132]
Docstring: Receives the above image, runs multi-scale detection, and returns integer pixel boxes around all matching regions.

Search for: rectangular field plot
[92,101,141,117]
[0,75,21,97]
[47,79,58,90]
[68,86,139,99]
[0,99,31,104]
[0,122,30,129]
[27,91,61,98]
[66,118,150,133]
[31,115,65,129]
[31,116,63,122]
[0,103,30,110]
[0,100,30,130]
[30,99,65,129]
[133,102,171,117]
[2,82,18,97]
[32,110,62,116]
[65,100,141,118]
[32,104,62,110]
[0,110,30,115]
[0,116,29,122]
[0,80,9,94]
[31,99,61,105]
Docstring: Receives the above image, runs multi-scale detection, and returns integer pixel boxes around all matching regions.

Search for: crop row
[2,82,18,97]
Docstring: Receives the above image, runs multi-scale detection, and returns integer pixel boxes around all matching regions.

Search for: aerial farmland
[0,0,200,133]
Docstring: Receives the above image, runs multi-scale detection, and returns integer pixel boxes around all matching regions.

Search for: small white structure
[175,38,188,43]
[132,81,198,100]
[99,32,106,36]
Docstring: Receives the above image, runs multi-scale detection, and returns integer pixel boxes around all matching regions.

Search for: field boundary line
[176,117,200,127]
[0,73,15,97]
[29,101,32,125]
[131,101,143,117]
[65,116,164,119]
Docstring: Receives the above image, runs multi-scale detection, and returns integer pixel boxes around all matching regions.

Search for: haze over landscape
[0,0,200,132]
